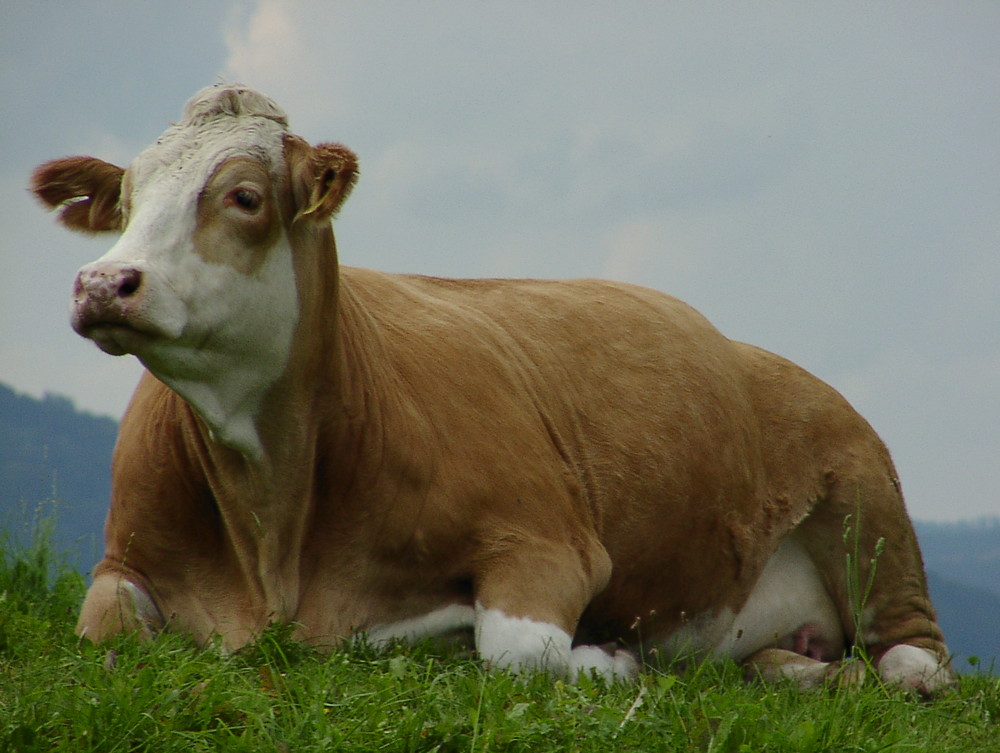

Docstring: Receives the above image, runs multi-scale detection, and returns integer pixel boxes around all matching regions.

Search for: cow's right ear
[30,156,125,233]
[286,136,359,224]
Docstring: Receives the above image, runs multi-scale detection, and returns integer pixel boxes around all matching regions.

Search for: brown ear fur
[30,157,125,233]
[286,137,359,223]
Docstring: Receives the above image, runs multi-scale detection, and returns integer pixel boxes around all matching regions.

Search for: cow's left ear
[30,156,125,233]
[288,138,359,223]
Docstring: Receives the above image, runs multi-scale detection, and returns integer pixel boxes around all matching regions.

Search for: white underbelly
[361,533,843,667]
[660,533,843,662]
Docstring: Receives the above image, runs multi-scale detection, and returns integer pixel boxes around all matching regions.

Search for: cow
[32,83,952,695]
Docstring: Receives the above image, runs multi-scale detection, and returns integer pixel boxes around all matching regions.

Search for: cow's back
[337,269,865,634]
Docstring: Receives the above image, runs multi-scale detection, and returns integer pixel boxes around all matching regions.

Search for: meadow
[1,527,998,752]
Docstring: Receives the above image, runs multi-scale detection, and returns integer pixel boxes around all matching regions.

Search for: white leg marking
[877,645,954,695]
[474,604,572,674]
[363,604,476,647]
[474,603,639,681]
[713,534,843,661]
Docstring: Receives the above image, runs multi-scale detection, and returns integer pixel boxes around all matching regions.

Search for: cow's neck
[176,380,334,627]
[176,224,355,627]
[162,368,269,461]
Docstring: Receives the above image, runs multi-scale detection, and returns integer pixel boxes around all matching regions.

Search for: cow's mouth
[71,293,168,356]
[82,322,158,356]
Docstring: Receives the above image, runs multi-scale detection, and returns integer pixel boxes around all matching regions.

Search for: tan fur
[32,87,952,692]
[193,158,282,274]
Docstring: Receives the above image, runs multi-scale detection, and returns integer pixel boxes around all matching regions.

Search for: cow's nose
[115,267,143,298]
[74,263,144,303]
[71,262,149,342]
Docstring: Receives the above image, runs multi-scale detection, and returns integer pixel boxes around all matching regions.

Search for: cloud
[833,347,1000,521]
[222,0,366,136]
[4,1,998,520]
[224,0,301,92]
[602,217,695,285]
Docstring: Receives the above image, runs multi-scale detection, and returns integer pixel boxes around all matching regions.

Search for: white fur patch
[364,604,476,646]
[139,232,299,459]
[474,604,638,681]
[79,88,300,460]
[474,604,572,673]
[712,534,842,661]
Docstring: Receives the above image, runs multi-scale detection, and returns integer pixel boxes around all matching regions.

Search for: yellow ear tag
[297,169,339,220]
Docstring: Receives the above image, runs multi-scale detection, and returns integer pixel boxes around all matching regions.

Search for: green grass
[1,535,998,752]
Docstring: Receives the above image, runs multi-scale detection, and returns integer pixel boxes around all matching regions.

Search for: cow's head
[31,84,358,458]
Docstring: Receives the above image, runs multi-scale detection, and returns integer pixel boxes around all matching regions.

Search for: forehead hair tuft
[180,84,289,129]
[127,85,292,193]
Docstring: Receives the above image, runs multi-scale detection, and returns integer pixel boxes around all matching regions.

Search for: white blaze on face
[76,86,300,460]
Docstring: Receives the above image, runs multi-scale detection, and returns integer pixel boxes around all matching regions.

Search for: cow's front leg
[76,568,164,642]
[473,536,638,681]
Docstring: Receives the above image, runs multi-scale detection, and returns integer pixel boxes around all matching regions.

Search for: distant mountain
[915,520,1000,673]
[0,382,114,573]
[926,569,1000,674]
[0,381,996,672]
[916,520,1000,600]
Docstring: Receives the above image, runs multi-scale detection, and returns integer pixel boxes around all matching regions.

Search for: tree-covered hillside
[917,520,1000,600]
[917,520,1000,672]
[0,382,114,573]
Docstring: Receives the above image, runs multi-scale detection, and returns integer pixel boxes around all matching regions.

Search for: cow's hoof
[570,644,640,682]
[742,648,839,690]
[829,657,868,688]
[876,645,955,697]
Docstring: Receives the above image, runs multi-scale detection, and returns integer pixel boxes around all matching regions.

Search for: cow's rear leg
[794,467,955,696]
[711,533,850,687]
[743,647,868,689]
[473,535,638,681]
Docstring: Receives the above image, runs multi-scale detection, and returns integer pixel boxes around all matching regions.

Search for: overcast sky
[1,2,997,522]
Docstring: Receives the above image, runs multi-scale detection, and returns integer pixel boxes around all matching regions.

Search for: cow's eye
[227,188,261,212]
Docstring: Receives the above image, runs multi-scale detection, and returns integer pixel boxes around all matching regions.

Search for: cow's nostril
[117,269,142,298]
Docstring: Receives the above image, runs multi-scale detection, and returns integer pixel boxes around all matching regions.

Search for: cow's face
[32,85,358,457]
